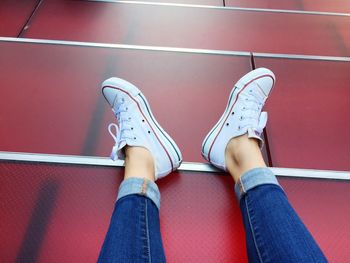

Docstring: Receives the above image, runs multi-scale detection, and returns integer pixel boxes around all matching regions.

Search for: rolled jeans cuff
[117,177,161,210]
[234,168,282,201]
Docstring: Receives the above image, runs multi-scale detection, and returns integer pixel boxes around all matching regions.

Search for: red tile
[255,57,350,171]
[227,0,301,10]
[0,0,38,37]
[279,177,350,263]
[0,162,247,263]
[302,0,350,13]
[1,162,348,262]
[24,1,350,56]
[0,41,252,162]
[127,0,222,5]
[227,0,350,13]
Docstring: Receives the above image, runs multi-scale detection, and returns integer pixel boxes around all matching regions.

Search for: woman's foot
[201,68,275,177]
[102,77,183,180]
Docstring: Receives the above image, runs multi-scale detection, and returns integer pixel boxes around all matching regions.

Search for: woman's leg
[99,77,182,262]
[98,147,166,263]
[226,135,328,263]
[202,68,327,262]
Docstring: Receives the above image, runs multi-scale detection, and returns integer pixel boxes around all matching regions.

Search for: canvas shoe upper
[201,68,275,171]
[102,77,182,180]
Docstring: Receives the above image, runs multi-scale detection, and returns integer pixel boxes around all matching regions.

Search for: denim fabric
[117,177,161,209]
[99,171,327,263]
[98,178,165,263]
[234,168,280,200]
[237,168,328,263]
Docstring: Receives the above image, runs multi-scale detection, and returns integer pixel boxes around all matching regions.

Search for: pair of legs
[98,69,327,262]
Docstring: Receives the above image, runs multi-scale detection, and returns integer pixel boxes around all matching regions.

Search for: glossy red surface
[1,0,349,262]
[279,177,350,263]
[1,162,348,262]
[24,1,350,56]
[255,57,350,171]
[227,0,302,10]
[0,41,253,162]
[0,162,247,263]
[127,0,222,4]
[227,0,350,13]
[0,0,38,37]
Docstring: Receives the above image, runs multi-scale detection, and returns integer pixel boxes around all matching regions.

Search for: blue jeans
[98,168,328,262]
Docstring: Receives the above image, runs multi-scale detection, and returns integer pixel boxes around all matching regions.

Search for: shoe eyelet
[148,131,151,134]
[231,112,234,115]
[142,119,145,122]
[134,137,136,140]
[226,123,229,126]
[131,127,133,130]
[240,116,244,120]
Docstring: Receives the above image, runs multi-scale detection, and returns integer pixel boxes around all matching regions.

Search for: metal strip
[1,37,350,62]
[0,37,250,57]
[253,52,350,62]
[86,0,350,17]
[0,151,349,180]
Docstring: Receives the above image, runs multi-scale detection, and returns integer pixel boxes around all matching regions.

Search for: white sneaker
[102,77,182,180]
[201,68,275,171]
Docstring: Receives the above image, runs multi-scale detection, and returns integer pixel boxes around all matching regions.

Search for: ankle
[124,146,156,181]
[225,134,266,182]
[225,134,260,160]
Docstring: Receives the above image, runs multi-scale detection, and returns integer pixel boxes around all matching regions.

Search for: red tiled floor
[0,0,38,37]
[0,162,246,263]
[0,41,252,162]
[1,161,348,262]
[227,0,301,10]
[255,57,350,171]
[23,1,350,56]
[127,0,222,5]
[227,0,350,13]
[280,176,350,263]
[302,0,350,13]
[1,1,349,263]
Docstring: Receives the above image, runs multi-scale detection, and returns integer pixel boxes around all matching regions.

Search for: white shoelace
[239,86,268,134]
[108,101,133,160]
[108,123,121,161]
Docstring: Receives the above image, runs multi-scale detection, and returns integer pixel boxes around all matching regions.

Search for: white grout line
[0,151,349,180]
[85,0,350,17]
[1,37,350,62]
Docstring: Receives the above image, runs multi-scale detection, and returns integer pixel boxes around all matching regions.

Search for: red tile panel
[227,0,350,13]
[227,0,301,10]
[0,41,252,162]
[1,161,348,262]
[0,162,247,263]
[24,1,350,56]
[279,177,350,263]
[0,0,38,37]
[255,57,350,171]
[302,0,350,13]
[127,0,222,5]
